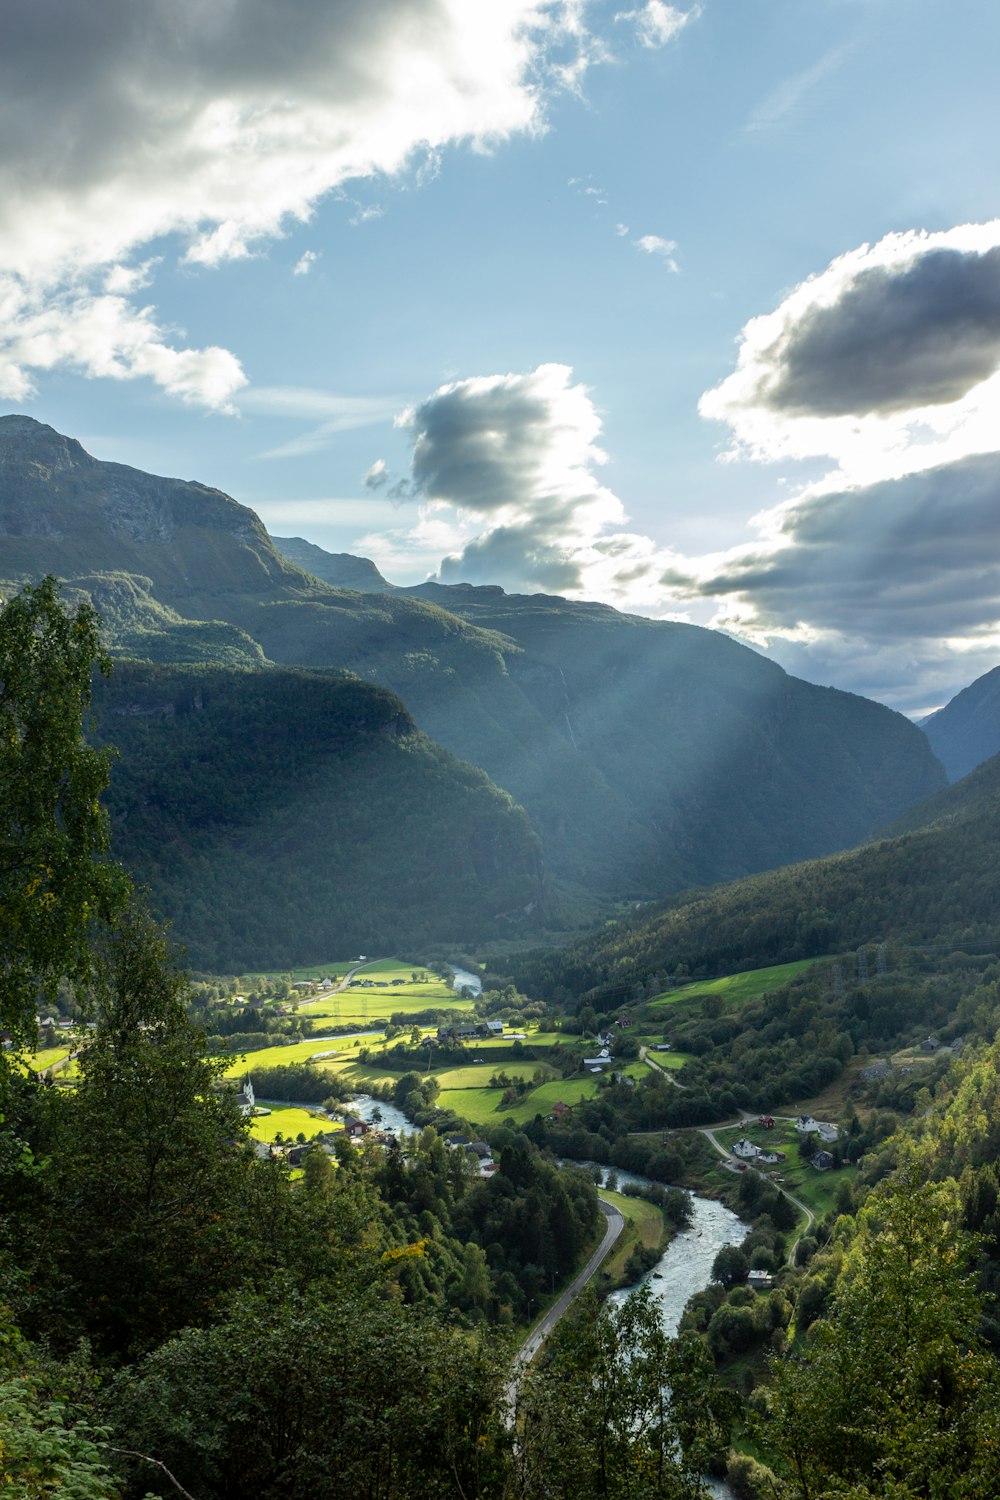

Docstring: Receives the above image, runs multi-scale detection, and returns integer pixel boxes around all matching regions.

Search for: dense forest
[90,660,544,969]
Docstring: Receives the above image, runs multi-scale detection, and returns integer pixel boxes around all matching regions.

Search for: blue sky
[4,0,1000,713]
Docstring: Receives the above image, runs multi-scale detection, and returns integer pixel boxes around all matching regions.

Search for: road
[698,1118,815,1261]
[504,1196,625,1417]
[639,1045,686,1087]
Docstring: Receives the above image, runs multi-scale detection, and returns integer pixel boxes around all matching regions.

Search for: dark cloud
[766,246,1000,417]
[439,525,584,592]
[663,452,1000,644]
[409,375,587,514]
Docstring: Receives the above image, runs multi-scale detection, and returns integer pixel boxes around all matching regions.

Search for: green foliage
[0,577,127,1041]
[514,1286,738,1499]
[107,1288,509,1500]
[91,661,543,969]
[762,1166,1000,1499]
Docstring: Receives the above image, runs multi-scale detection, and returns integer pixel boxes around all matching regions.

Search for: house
[583,1047,612,1068]
[758,1149,786,1164]
[920,1035,940,1053]
[550,1101,573,1120]
[342,1114,368,1138]
[468,1141,492,1160]
[484,1020,504,1036]
[757,1115,775,1129]
[732,1138,759,1159]
[796,1116,838,1142]
[812,1150,835,1171]
[652,1043,673,1052]
[747,1270,775,1290]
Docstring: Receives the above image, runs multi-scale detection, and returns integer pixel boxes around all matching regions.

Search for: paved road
[504,1197,625,1417]
[698,1119,815,1261]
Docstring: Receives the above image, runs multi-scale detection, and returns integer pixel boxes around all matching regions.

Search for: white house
[732,1138,759,1159]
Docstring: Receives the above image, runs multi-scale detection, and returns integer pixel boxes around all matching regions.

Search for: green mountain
[513,748,1000,1007]
[271,535,396,592]
[91,662,543,971]
[922,663,1000,781]
[1,414,947,933]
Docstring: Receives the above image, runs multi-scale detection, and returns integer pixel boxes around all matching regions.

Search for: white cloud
[744,45,851,134]
[700,220,1000,488]
[0,0,594,408]
[376,362,686,605]
[239,385,402,457]
[615,2,697,50]
[0,284,245,410]
[634,234,679,271]
[292,250,320,276]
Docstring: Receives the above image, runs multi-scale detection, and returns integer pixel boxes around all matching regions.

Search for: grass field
[597,1188,665,1284]
[18,1045,72,1073]
[247,1104,338,1143]
[219,1036,366,1078]
[641,1048,692,1072]
[649,959,820,1010]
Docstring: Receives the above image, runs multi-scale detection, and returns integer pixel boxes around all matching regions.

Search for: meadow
[648,959,819,1010]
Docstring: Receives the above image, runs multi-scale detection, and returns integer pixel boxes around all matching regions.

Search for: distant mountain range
[922,665,1000,781]
[0,414,950,965]
[512,744,1000,1008]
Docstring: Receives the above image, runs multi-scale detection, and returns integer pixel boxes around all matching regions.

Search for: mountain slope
[92,662,544,970]
[513,750,1000,1007]
[922,664,1000,781]
[1,414,947,913]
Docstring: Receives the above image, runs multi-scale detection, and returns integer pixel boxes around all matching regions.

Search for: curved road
[699,1119,815,1261]
[504,1196,625,1417]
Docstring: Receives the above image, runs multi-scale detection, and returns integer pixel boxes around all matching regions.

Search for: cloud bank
[0,0,589,407]
[366,220,1000,710]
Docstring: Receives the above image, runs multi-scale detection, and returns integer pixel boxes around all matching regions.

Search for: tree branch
[102,1445,200,1500]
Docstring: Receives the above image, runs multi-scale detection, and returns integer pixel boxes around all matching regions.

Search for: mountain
[91,662,543,971]
[512,748,1000,1007]
[272,536,395,592]
[0,414,948,931]
[921,664,1000,781]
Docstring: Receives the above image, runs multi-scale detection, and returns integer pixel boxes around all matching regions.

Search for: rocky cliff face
[0,415,299,604]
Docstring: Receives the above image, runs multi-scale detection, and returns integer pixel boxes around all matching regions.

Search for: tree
[33,907,255,1357]
[0,578,128,1042]
[514,1287,736,1499]
[763,1164,1000,1499]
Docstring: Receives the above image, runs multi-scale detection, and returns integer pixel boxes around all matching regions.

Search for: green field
[12,1044,73,1075]
[247,1104,338,1143]
[642,1048,692,1071]
[435,1063,553,1090]
[220,1036,367,1078]
[649,960,820,1009]
[597,1188,665,1283]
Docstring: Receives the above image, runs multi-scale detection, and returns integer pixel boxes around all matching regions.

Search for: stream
[449,963,483,996]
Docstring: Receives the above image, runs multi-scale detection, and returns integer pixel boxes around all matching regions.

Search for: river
[450,964,483,996]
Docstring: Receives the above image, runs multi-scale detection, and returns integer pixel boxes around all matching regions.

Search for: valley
[3,439,1000,1500]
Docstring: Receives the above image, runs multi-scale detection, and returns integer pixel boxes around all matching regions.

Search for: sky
[3,0,1000,716]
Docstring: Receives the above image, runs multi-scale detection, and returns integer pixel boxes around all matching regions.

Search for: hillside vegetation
[92,662,543,970]
[513,750,1000,1008]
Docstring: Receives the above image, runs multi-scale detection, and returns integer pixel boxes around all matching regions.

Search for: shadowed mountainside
[1,414,947,931]
[92,662,544,971]
[511,749,1000,1007]
[922,664,1000,781]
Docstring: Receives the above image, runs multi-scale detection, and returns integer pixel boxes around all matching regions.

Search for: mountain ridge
[0,414,949,961]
